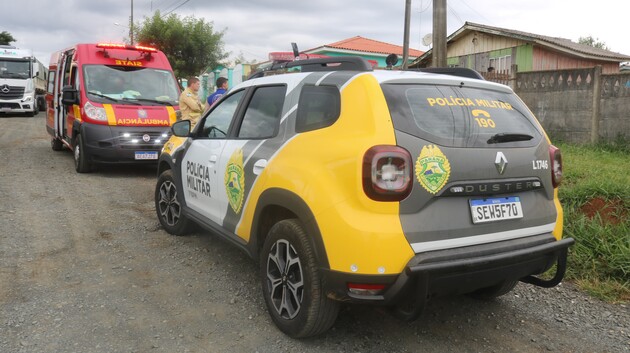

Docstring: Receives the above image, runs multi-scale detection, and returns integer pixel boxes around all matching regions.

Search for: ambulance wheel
[155,170,192,235]
[260,219,339,338]
[51,138,63,151]
[469,280,518,300]
[74,134,92,173]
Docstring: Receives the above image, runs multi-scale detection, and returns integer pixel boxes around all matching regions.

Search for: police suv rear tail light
[549,145,563,188]
[363,146,412,201]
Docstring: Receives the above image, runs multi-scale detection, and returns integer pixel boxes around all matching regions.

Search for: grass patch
[555,141,630,302]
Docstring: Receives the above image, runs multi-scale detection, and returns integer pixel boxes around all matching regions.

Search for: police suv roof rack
[410,67,485,80]
[247,56,372,80]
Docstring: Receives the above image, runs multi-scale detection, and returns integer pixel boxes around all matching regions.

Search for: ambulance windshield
[83,65,179,105]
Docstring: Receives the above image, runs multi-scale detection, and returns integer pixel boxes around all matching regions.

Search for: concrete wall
[600,73,630,141]
[513,67,630,143]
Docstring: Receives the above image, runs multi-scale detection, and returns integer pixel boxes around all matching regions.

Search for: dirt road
[0,114,628,353]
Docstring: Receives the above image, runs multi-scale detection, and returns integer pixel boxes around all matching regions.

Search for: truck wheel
[469,280,518,300]
[260,219,339,338]
[51,138,63,151]
[155,170,192,235]
[37,97,46,111]
[74,134,92,173]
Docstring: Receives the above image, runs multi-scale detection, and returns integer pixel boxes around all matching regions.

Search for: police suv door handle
[209,155,218,166]
[253,159,267,175]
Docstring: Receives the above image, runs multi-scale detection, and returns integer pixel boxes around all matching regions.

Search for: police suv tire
[468,280,518,300]
[74,134,92,173]
[260,219,340,338]
[155,170,192,236]
[51,138,63,151]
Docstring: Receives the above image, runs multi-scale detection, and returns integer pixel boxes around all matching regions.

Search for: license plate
[134,151,159,160]
[470,196,523,224]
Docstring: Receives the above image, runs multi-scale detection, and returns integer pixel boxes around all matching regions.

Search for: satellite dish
[422,33,433,46]
[385,54,399,68]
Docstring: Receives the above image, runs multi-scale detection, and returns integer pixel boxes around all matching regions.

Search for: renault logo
[495,152,508,175]
[0,85,9,94]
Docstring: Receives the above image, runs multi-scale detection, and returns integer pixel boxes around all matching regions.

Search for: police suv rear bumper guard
[324,235,574,316]
[389,236,575,321]
[406,237,574,277]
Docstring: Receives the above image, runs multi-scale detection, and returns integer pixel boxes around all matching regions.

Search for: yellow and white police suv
[155,57,574,338]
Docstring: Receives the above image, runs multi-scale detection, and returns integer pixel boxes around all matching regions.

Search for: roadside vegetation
[134,11,228,81]
[556,139,630,302]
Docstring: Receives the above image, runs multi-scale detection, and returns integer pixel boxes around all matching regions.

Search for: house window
[489,55,512,73]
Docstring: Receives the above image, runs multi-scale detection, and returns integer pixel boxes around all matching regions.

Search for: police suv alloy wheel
[260,219,339,338]
[155,170,192,236]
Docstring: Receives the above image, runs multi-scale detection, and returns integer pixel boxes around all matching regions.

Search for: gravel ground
[0,114,628,353]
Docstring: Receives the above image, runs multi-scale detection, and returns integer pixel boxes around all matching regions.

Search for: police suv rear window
[381,84,542,148]
[296,85,340,133]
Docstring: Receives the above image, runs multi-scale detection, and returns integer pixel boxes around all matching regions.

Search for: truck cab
[0,45,39,116]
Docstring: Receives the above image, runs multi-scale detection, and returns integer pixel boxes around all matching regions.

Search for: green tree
[578,36,610,51]
[135,12,227,81]
[0,31,17,45]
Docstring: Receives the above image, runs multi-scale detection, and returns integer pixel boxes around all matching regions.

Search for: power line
[161,0,191,17]
[156,0,182,14]
[452,0,495,25]
[447,4,464,26]
[151,0,170,11]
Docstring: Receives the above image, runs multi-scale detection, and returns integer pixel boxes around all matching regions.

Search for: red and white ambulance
[45,43,180,172]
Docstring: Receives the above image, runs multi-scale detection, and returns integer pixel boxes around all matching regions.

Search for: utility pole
[432,0,447,67]
[130,0,134,45]
[402,0,411,69]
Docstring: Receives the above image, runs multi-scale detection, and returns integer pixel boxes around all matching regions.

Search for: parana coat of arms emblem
[225,149,245,213]
[415,145,451,194]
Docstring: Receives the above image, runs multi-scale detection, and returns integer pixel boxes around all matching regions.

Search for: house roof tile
[308,36,424,57]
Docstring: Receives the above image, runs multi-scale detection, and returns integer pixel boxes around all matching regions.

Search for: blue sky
[5,0,629,66]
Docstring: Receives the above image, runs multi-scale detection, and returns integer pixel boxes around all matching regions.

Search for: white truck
[0,45,44,116]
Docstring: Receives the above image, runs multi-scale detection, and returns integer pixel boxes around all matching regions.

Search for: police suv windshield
[83,65,179,106]
[381,83,543,148]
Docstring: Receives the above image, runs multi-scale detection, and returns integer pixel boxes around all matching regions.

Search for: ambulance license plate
[135,151,159,160]
[470,197,523,224]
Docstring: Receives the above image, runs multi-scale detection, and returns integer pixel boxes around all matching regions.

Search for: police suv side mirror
[61,85,79,105]
[171,120,191,137]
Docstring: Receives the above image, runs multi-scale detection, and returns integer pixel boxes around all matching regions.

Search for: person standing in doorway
[179,77,203,128]
[205,77,228,113]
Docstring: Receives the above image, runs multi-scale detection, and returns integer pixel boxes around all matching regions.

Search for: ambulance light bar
[96,43,158,53]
